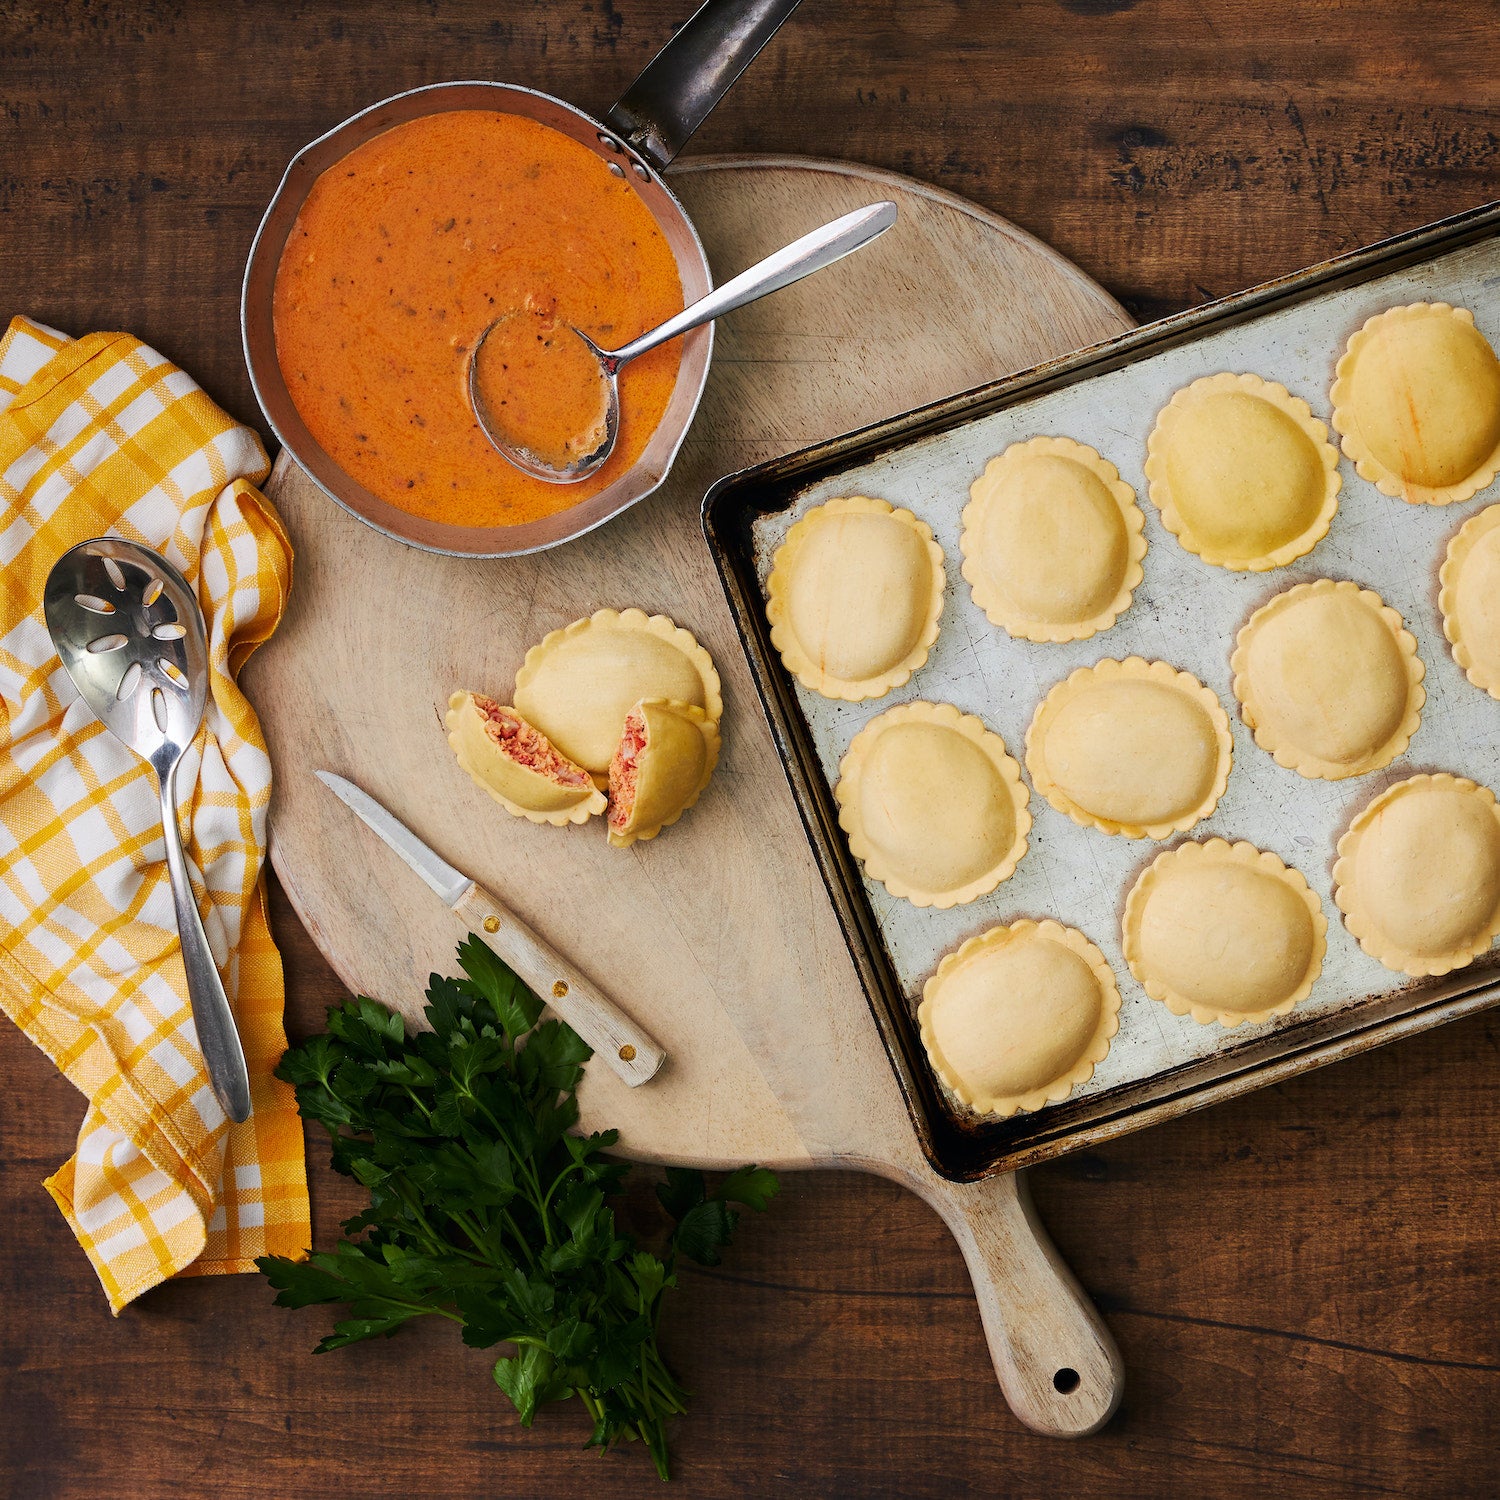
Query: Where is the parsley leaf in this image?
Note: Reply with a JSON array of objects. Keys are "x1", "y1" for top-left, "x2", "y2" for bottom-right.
[{"x1": 257, "y1": 935, "x2": 777, "y2": 1480}]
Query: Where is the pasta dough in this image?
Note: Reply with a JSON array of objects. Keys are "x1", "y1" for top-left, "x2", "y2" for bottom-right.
[
  {"x1": 606, "y1": 699, "x2": 720, "y2": 848},
  {"x1": 766, "y1": 496, "x2": 944, "y2": 700},
  {"x1": 1145, "y1": 372, "x2": 1341, "y2": 570},
  {"x1": 1122, "y1": 838, "x2": 1326, "y2": 1027},
  {"x1": 1231, "y1": 579, "x2": 1424, "y2": 780},
  {"x1": 1439, "y1": 502, "x2": 1500, "y2": 699},
  {"x1": 1333, "y1": 773, "x2": 1500, "y2": 977},
  {"x1": 835, "y1": 700, "x2": 1029, "y2": 908},
  {"x1": 513, "y1": 607, "x2": 721, "y2": 780},
  {"x1": 960, "y1": 437, "x2": 1145, "y2": 642},
  {"x1": 918, "y1": 920, "x2": 1120, "y2": 1117},
  {"x1": 1331, "y1": 302, "x2": 1500, "y2": 505},
  {"x1": 1024, "y1": 658, "x2": 1232, "y2": 838},
  {"x1": 446, "y1": 692, "x2": 606, "y2": 825}
]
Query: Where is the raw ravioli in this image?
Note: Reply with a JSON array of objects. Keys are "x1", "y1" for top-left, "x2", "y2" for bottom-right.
[
  {"x1": 1144, "y1": 372, "x2": 1340, "y2": 570},
  {"x1": 1122, "y1": 838, "x2": 1326, "y2": 1027},
  {"x1": 1024, "y1": 657, "x2": 1232, "y2": 839},
  {"x1": 919, "y1": 920, "x2": 1121, "y2": 1117},
  {"x1": 835, "y1": 700, "x2": 1029, "y2": 909},
  {"x1": 513, "y1": 607, "x2": 721, "y2": 780},
  {"x1": 446, "y1": 692, "x2": 606, "y2": 826},
  {"x1": 1440, "y1": 502, "x2": 1500, "y2": 699},
  {"x1": 766, "y1": 495, "x2": 944, "y2": 700},
  {"x1": 606, "y1": 698, "x2": 720, "y2": 848},
  {"x1": 1231, "y1": 579, "x2": 1424, "y2": 780},
  {"x1": 1333, "y1": 773, "x2": 1500, "y2": 977},
  {"x1": 1331, "y1": 302, "x2": 1500, "y2": 505},
  {"x1": 960, "y1": 436, "x2": 1145, "y2": 642}
]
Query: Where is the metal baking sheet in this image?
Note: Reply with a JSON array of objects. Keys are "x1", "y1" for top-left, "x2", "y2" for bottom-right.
[{"x1": 704, "y1": 202, "x2": 1500, "y2": 1180}]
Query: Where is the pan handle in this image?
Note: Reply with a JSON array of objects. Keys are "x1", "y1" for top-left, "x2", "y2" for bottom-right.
[{"x1": 604, "y1": 0, "x2": 803, "y2": 170}]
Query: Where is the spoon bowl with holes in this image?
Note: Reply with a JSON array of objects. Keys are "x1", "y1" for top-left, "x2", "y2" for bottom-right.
[{"x1": 43, "y1": 538, "x2": 252, "y2": 1122}]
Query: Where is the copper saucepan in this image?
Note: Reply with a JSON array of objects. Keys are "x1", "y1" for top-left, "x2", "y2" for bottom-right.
[{"x1": 242, "y1": 0, "x2": 801, "y2": 558}]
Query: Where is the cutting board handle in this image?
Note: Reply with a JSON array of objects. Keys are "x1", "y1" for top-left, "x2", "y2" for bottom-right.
[{"x1": 925, "y1": 1170, "x2": 1123, "y2": 1436}]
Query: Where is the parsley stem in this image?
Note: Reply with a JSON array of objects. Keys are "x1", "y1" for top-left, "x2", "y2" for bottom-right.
[
  {"x1": 456, "y1": 1083, "x2": 554, "y2": 1243},
  {"x1": 447, "y1": 1207, "x2": 506, "y2": 1266},
  {"x1": 392, "y1": 1181, "x2": 447, "y2": 1249},
  {"x1": 379, "y1": 1296, "x2": 465, "y2": 1324},
  {"x1": 635, "y1": 1356, "x2": 660, "y2": 1427},
  {"x1": 498, "y1": 1207, "x2": 537, "y2": 1268},
  {"x1": 540, "y1": 1161, "x2": 578, "y2": 1218}
]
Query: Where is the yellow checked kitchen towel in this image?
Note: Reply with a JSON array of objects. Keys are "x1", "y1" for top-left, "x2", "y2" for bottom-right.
[{"x1": 0, "y1": 315, "x2": 309, "y2": 1311}]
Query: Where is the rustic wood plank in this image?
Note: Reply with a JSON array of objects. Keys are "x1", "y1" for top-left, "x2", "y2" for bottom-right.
[
  {"x1": 4, "y1": 907, "x2": 1497, "y2": 1497},
  {"x1": 2, "y1": 1, "x2": 1497, "y2": 1494}
]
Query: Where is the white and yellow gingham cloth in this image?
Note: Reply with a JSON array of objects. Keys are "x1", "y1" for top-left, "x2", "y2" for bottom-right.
[{"x1": 0, "y1": 315, "x2": 309, "y2": 1311}]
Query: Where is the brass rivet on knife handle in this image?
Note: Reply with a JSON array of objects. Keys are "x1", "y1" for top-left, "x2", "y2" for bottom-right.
[{"x1": 452, "y1": 880, "x2": 667, "y2": 1087}]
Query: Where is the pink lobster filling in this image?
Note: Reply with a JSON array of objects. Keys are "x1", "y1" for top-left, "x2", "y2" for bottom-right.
[
  {"x1": 607, "y1": 706, "x2": 649, "y2": 834},
  {"x1": 473, "y1": 694, "x2": 594, "y2": 789}
]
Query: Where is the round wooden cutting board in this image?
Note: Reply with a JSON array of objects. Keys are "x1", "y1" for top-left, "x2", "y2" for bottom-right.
[{"x1": 246, "y1": 156, "x2": 1134, "y2": 1436}]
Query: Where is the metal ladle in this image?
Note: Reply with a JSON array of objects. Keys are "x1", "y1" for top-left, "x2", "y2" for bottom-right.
[
  {"x1": 470, "y1": 198, "x2": 898, "y2": 483},
  {"x1": 43, "y1": 538, "x2": 252, "y2": 1123}
]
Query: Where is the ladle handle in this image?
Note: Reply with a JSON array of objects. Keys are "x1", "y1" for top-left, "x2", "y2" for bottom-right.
[
  {"x1": 157, "y1": 757, "x2": 253, "y2": 1123},
  {"x1": 609, "y1": 200, "x2": 898, "y2": 367},
  {"x1": 604, "y1": 0, "x2": 803, "y2": 169}
]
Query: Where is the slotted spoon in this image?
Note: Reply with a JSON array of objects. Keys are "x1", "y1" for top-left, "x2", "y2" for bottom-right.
[{"x1": 43, "y1": 538, "x2": 252, "y2": 1123}]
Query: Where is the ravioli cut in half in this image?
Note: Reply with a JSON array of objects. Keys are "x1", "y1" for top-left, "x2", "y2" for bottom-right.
[
  {"x1": 1144, "y1": 372, "x2": 1341, "y2": 570},
  {"x1": 446, "y1": 692, "x2": 606, "y2": 826},
  {"x1": 1333, "y1": 773, "x2": 1500, "y2": 978},
  {"x1": 1440, "y1": 502, "x2": 1500, "y2": 699},
  {"x1": 1122, "y1": 838, "x2": 1326, "y2": 1027},
  {"x1": 918, "y1": 920, "x2": 1121, "y2": 1117},
  {"x1": 1231, "y1": 579, "x2": 1424, "y2": 781},
  {"x1": 835, "y1": 700, "x2": 1030, "y2": 909},
  {"x1": 1330, "y1": 303, "x2": 1500, "y2": 506},
  {"x1": 513, "y1": 608, "x2": 721, "y2": 781},
  {"x1": 960, "y1": 436, "x2": 1146, "y2": 642},
  {"x1": 766, "y1": 495, "x2": 945, "y2": 700},
  {"x1": 606, "y1": 699, "x2": 721, "y2": 849},
  {"x1": 1024, "y1": 658, "x2": 1232, "y2": 839}
]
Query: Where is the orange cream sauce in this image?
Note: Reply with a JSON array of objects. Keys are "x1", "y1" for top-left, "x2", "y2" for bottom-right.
[
  {"x1": 272, "y1": 109, "x2": 684, "y2": 528},
  {"x1": 472, "y1": 309, "x2": 612, "y2": 472}
]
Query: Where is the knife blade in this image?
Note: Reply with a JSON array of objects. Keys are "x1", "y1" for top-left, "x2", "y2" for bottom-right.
[
  {"x1": 314, "y1": 771, "x2": 666, "y2": 1087},
  {"x1": 315, "y1": 771, "x2": 470, "y2": 904}
]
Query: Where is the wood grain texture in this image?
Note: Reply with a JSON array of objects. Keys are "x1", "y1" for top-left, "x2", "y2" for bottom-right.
[
  {"x1": 2, "y1": 1, "x2": 1498, "y2": 1494},
  {"x1": 250, "y1": 157, "x2": 1129, "y2": 1434}
]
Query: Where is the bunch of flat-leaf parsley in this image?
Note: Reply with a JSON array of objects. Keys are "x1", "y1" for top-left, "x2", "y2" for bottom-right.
[{"x1": 257, "y1": 934, "x2": 777, "y2": 1480}]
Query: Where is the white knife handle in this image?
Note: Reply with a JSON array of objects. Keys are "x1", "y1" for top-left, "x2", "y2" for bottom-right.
[{"x1": 452, "y1": 881, "x2": 666, "y2": 1087}]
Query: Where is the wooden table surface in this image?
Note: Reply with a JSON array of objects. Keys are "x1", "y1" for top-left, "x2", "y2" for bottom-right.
[{"x1": 2, "y1": 3, "x2": 1497, "y2": 1495}]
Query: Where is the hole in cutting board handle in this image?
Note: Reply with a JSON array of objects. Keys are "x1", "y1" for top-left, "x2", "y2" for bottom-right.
[{"x1": 1052, "y1": 1367, "x2": 1081, "y2": 1394}]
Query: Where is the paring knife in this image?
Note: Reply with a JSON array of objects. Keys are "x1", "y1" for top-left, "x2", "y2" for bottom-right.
[{"x1": 315, "y1": 771, "x2": 665, "y2": 1087}]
